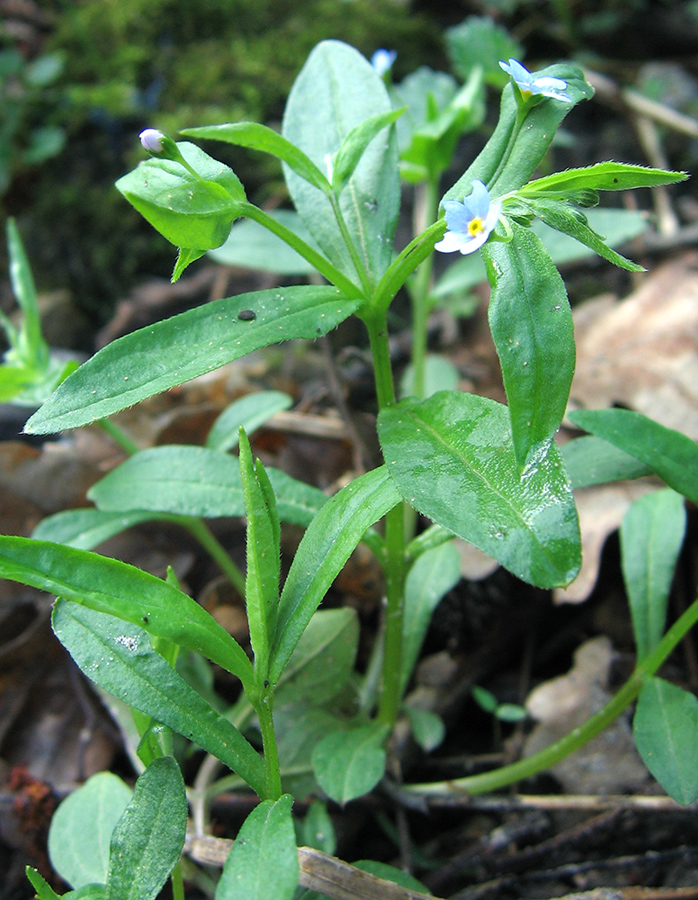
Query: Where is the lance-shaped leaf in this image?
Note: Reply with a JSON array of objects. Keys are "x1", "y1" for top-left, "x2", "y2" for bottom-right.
[
  {"x1": 620, "y1": 489, "x2": 686, "y2": 662},
  {"x1": 521, "y1": 198, "x2": 643, "y2": 271},
  {"x1": 53, "y1": 601, "x2": 267, "y2": 797},
  {"x1": 206, "y1": 390, "x2": 293, "y2": 453},
  {"x1": 116, "y1": 142, "x2": 245, "y2": 250},
  {"x1": 25, "y1": 285, "x2": 359, "y2": 435},
  {"x1": 269, "y1": 466, "x2": 401, "y2": 683},
  {"x1": 216, "y1": 796, "x2": 298, "y2": 900},
  {"x1": 208, "y1": 211, "x2": 318, "y2": 276},
  {"x1": 443, "y1": 63, "x2": 593, "y2": 202},
  {"x1": 7, "y1": 218, "x2": 48, "y2": 368},
  {"x1": 562, "y1": 435, "x2": 652, "y2": 490},
  {"x1": 107, "y1": 757, "x2": 187, "y2": 900},
  {"x1": 567, "y1": 408, "x2": 698, "y2": 506},
  {"x1": 378, "y1": 392, "x2": 580, "y2": 589},
  {"x1": 181, "y1": 122, "x2": 330, "y2": 194},
  {"x1": 282, "y1": 40, "x2": 400, "y2": 286},
  {"x1": 239, "y1": 431, "x2": 280, "y2": 679},
  {"x1": 331, "y1": 108, "x2": 405, "y2": 195},
  {"x1": 518, "y1": 162, "x2": 687, "y2": 197},
  {"x1": 32, "y1": 508, "x2": 165, "y2": 550},
  {"x1": 0, "y1": 535, "x2": 254, "y2": 687},
  {"x1": 482, "y1": 222, "x2": 575, "y2": 469},
  {"x1": 88, "y1": 445, "x2": 326, "y2": 527},
  {"x1": 634, "y1": 676, "x2": 698, "y2": 805}
]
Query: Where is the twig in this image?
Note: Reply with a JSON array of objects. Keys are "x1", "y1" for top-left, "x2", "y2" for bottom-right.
[
  {"x1": 423, "y1": 792, "x2": 696, "y2": 812},
  {"x1": 184, "y1": 834, "x2": 444, "y2": 900}
]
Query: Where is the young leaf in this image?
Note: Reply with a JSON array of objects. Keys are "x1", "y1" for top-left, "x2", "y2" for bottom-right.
[
  {"x1": 378, "y1": 392, "x2": 581, "y2": 589},
  {"x1": 48, "y1": 773, "x2": 132, "y2": 889},
  {"x1": 443, "y1": 63, "x2": 594, "y2": 202},
  {"x1": 561, "y1": 435, "x2": 652, "y2": 490},
  {"x1": 633, "y1": 676, "x2": 698, "y2": 805},
  {"x1": 567, "y1": 408, "x2": 698, "y2": 506},
  {"x1": 401, "y1": 542, "x2": 460, "y2": 694},
  {"x1": 25, "y1": 285, "x2": 359, "y2": 435},
  {"x1": 620, "y1": 489, "x2": 686, "y2": 661},
  {"x1": 239, "y1": 430, "x2": 280, "y2": 678},
  {"x1": 0, "y1": 535, "x2": 254, "y2": 687},
  {"x1": 311, "y1": 723, "x2": 389, "y2": 804},
  {"x1": 7, "y1": 218, "x2": 48, "y2": 368},
  {"x1": 181, "y1": 122, "x2": 330, "y2": 194},
  {"x1": 52, "y1": 601, "x2": 267, "y2": 797},
  {"x1": 206, "y1": 390, "x2": 293, "y2": 453},
  {"x1": 403, "y1": 706, "x2": 446, "y2": 752},
  {"x1": 116, "y1": 142, "x2": 246, "y2": 250},
  {"x1": 216, "y1": 795, "x2": 298, "y2": 900},
  {"x1": 208, "y1": 211, "x2": 318, "y2": 276},
  {"x1": 269, "y1": 466, "x2": 401, "y2": 683},
  {"x1": 522, "y1": 198, "x2": 644, "y2": 272},
  {"x1": 332, "y1": 108, "x2": 405, "y2": 195},
  {"x1": 482, "y1": 222, "x2": 575, "y2": 469},
  {"x1": 26, "y1": 868, "x2": 68, "y2": 900},
  {"x1": 518, "y1": 162, "x2": 687, "y2": 197},
  {"x1": 107, "y1": 757, "x2": 187, "y2": 900},
  {"x1": 282, "y1": 40, "x2": 400, "y2": 286},
  {"x1": 88, "y1": 445, "x2": 326, "y2": 527}
]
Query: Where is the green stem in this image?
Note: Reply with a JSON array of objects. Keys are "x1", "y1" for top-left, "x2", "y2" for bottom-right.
[
  {"x1": 365, "y1": 311, "x2": 407, "y2": 726},
  {"x1": 171, "y1": 862, "x2": 185, "y2": 900},
  {"x1": 373, "y1": 220, "x2": 446, "y2": 315},
  {"x1": 328, "y1": 193, "x2": 373, "y2": 297},
  {"x1": 257, "y1": 687, "x2": 283, "y2": 800},
  {"x1": 181, "y1": 517, "x2": 247, "y2": 597},
  {"x1": 240, "y1": 202, "x2": 364, "y2": 301},
  {"x1": 407, "y1": 594, "x2": 698, "y2": 797},
  {"x1": 97, "y1": 417, "x2": 141, "y2": 454},
  {"x1": 409, "y1": 177, "x2": 441, "y2": 401}
]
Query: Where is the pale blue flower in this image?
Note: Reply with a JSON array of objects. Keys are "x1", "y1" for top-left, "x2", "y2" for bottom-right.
[
  {"x1": 435, "y1": 181, "x2": 502, "y2": 255},
  {"x1": 139, "y1": 128, "x2": 166, "y2": 153},
  {"x1": 499, "y1": 59, "x2": 569, "y2": 102},
  {"x1": 371, "y1": 49, "x2": 396, "y2": 77}
]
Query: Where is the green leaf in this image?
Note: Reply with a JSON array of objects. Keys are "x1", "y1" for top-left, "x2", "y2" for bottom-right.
[
  {"x1": 216, "y1": 796, "x2": 298, "y2": 900},
  {"x1": 443, "y1": 63, "x2": 594, "y2": 202},
  {"x1": 0, "y1": 535, "x2": 254, "y2": 687},
  {"x1": 403, "y1": 705, "x2": 445, "y2": 752},
  {"x1": 269, "y1": 466, "x2": 401, "y2": 683},
  {"x1": 32, "y1": 508, "x2": 160, "y2": 550},
  {"x1": 275, "y1": 608, "x2": 359, "y2": 707},
  {"x1": 282, "y1": 40, "x2": 400, "y2": 286},
  {"x1": 482, "y1": 223, "x2": 575, "y2": 469},
  {"x1": 446, "y1": 16, "x2": 523, "y2": 87},
  {"x1": 567, "y1": 408, "x2": 698, "y2": 506},
  {"x1": 561, "y1": 435, "x2": 652, "y2": 489},
  {"x1": 26, "y1": 868, "x2": 64, "y2": 900},
  {"x1": 332, "y1": 108, "x2": 405, "y2": 195},
  {"x1": 239, "y1": 431, "x2": 279, "y2": 677},
  {"x1": 206, "y1": 390, "x2": 293, "y2": 452},
  {"x1": 53, "y1": 601, "x2": 267, "y2": 796},
  {"x1": 182, "y1": 122, "x2": 330, "y2": 194},
  {"x1": 107, "y1": 758, "x2": 187, "y2": 900},
  {"x1": 378, "y1": 392, "x2": 581, "y2": 589},
  {"x1": 26, "y1": 285, "x2": 359, "y2": 434},
  {"x1": 48, "y1": 773, "x2": 132, "y2": 888},
  {"x1": 521, "y1": 198, "x2": 644, "y2": 272},
  {"x1": 620, "y1": 490, "x2": 686, "y2": 661},
  {"x1": 518, "y1": 162, "x2": 687, "y2": 197},
  {"x1": 171, "y1": 246, "x2": 206, "y2": 282},
  {"x1": 88, "y1": 445, "x2": 326, "y2": 527},
  {"x1": 208, "y1": 210, "x2": 318, "y2": 276},
  {"x1": 401, "y1": 542, "x2": 460, "y2": 694},
  {"x1": 633, "y1": 676, "x2": 698, "y2": 805},
  {"x1": 311, "y1": 722, "x2": 389, "y2": 804},
  {"x1": 296, "y1": 800, "x2": 336, "y2": 855},
  {"x1": 116, "y1": 142, "x2": 245, "y2": 250},
  {"x1": 7, "y1": 218, "x2": 48, "y2": 368}
]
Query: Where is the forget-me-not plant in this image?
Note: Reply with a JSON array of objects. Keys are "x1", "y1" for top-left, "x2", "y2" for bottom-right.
[
  {"x1": 435, "y1": 180, "x2": 502, "y2": 255},
  {"x1": 500, "y1": 58, "x2": 570, "y2": 102}
]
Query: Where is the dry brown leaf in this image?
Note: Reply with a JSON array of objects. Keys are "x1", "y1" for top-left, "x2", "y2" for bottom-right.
[{"x1": 570, "y1": 252, "x2": 698, "y2": 438}]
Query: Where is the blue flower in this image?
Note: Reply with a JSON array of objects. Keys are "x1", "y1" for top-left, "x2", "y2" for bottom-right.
[
  {"x1": 435, "y1": 181, "x2": 502, "y2": 255},
  {"x1": 371, "y1": 49, "x2": 396, "y2": 77},
  {"x1": 499, "y1": 59, "x2": 569, "y2": 102}
]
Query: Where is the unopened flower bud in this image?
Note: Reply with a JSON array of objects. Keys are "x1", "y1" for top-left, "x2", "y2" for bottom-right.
[{"x1": 139, "y1": 128, "x2": 166, "y2": 154}]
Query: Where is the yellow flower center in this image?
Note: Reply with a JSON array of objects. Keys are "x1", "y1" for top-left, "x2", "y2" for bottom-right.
[{"x1": 468, "y1": 216, "x2": 486, "y2": 237}]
